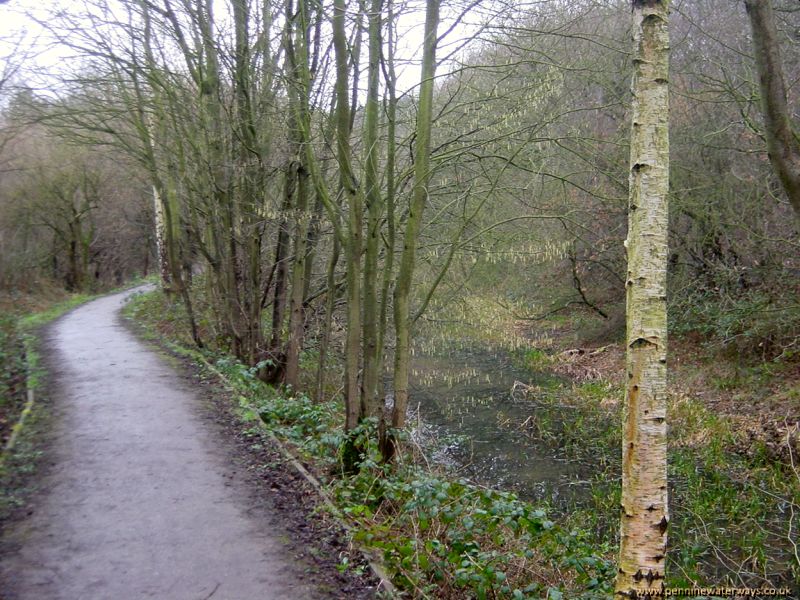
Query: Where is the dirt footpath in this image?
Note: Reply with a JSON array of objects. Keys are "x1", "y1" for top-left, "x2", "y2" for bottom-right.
[{"x1": 0, "y1": 288, "x2": 364, "y2": 600}]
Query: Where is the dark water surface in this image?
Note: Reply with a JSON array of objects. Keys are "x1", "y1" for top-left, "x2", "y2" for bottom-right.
[{"x1": 408, "y1": 345, "x2": 591, "y2": 508}]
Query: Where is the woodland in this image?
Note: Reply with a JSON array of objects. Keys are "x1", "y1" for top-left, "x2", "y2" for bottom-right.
[{"x1": 0, "y1": 0, "x2": 799, "y2": 597}]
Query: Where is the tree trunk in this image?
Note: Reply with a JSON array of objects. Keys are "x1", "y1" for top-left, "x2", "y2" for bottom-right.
[
  {"x1": 270, "y1": 176, "x2": 293, "y2": 357},
  {"x1": 282, "y1": 0, "x2": 315, "y2": 391},
  {"x1": 361, "y1": 0, "x2": 383, "y2": 419},
  {"x1": 147, "y1": 180, "x2": 171, "y2": 293},
  {"x1": 615, "y1": 0, "x2": 670, "y2": 596},
  {"x1": 316, "y1": 234, "x2": 340, "y2": 402},
  {"x1": 377, "y1": 0, "x2": 398, "y2": 410},
  {"x1": 387, "y1": 0, "x2": 440, "y2": 460},
  {"x1": 232, "y1": 0, "x2": 265, "y2": 366},
  {"x1": 333, "y1": 0, "x2": 363, "y2": 434},
  {"x1": 282, "y1": 0, "x2": 348, "y2": 402},
  {"x1": 67, "y1": 237, "x2": 80, "y2": 292},
  {"x1": 197, "y1": 0, "x2": 234, "y2": 353},
  {"x1": 284, "y1": 165, "x2": 310, "y2": 390},
  {"x1": 744, "y1": 0, "x2": 800, "y2": 228},
  {"x1": 164, "y1": 182, "x2": 203, "y2": 349}
]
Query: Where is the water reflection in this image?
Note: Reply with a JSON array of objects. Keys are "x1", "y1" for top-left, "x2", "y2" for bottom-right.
[{"x1": 407, "y1": 346, "x2": 590, "y2": 510}]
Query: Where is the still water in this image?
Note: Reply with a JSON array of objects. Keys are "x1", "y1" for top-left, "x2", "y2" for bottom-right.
[{"x1": 408, "y1": 345, "x2": 590, "y2": 509}]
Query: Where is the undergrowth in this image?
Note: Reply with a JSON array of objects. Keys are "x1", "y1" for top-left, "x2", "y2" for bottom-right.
[
  {"x1": 509, "y1": 372, "x2": 800, "y2": 593},
  {"x1": 671, "y1": 289, "x2": 800, "y2": 363},
  {"x1": 0, "y1": 316, "x2": 27, "y2": 447}
]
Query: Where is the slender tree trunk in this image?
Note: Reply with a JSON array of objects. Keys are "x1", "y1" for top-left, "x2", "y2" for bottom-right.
[
  {"x1": 349, "y1": 4, "x2": 364, "y2": 134},
  {"x1": 197, "y1": 0, "x2": 235, "y2": 354},
  {"x1": 271, "y1": 0, "x2": 308, "y2": 386},
  {"x1": 615, "y1": 0, "x2": 670, "y2": 595},
  {"x1": 233, "y1": 0, "x2": 264, "y2": 365},
  {"x1": 163, "y1": 183, "x2": 182, "y2": 291},
  {"x1": 377, "y1": 0, "x2": 397, "y2": 407},
  {"x1": 165, "y1": 183, "x2": 203, "y2": 348},
  {"x1": 67, "y1": 236, "x2": 80, "y2": 292},
  {"x1": 282, "y1": 0, "x2": 315, "y2": 390},
  {"x1": 316, "y1": 234, "x2": 340, "y2": 402},
  {"x1": 302, "y1": 196, "x2": 323, "y2": 304},
  {"x1": 282, "y1": 0, "x2": 349, "y2": 402},
  {"x1": 138, "y1": 7, "x2": 175, "y2": 296},
  {"x1": 333, "y1": 0, "x2": 363, "y2": 433},
  {"x1": 80, "y1": 221, "x2": 92, "y2": 291},
  {"x1": 387, "y1": 0, "x2": 439, "y2": 460},
  {"x1": 142, "y1": 237, "x2": 150, "y2": 278},
  {"x1": 744, "y1": 0, "x2": 800, "y2": 228},
  {"x1": 270, "y1": 178, "x2": 293, "y2": 355},
  {"x1": 148, "y1": 180, "x2": 172, "y2": 294},
  {"x1": 361, "y1": 0, "x2": 383, "y2": 419},
  {"x1": 284, "y1": 166, "x2": 310, "y2": 390}
]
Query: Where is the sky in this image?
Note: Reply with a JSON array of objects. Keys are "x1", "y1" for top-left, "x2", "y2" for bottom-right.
[
  {"x1": 0, "y1": 0, "x2": 74, "y2": 96},
  {"x1": 0, "y1": 0, "x2": 489, "y2": 100}
]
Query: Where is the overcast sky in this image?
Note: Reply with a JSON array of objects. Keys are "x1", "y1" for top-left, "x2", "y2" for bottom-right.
[{"x1": 0, "y1": 0, "x2": 490, "y2": 100}]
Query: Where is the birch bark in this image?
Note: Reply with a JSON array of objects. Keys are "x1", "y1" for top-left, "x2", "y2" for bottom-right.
[{"x1": 615, "y1": 0, "x2": 670, "y2": 595}]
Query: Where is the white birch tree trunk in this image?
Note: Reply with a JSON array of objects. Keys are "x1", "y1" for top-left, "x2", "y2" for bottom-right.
[
  {"x1": 152, "y1": 185, "x2": 171, "y2": 290},
  {"x1": 615, "y1": 0, "x2": 670, "y2": 596}
]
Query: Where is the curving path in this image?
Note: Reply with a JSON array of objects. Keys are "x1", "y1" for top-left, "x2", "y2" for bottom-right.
[{"x1": 0, "y1": 288, "x2": 322, "y2": 600}]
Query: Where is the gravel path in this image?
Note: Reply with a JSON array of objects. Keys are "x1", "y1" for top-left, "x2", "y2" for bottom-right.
[{"x1": 0, "y1": 288, "x2": 324, "y2": 600}]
